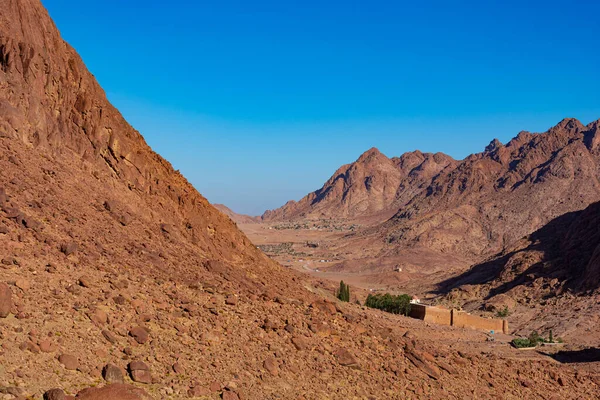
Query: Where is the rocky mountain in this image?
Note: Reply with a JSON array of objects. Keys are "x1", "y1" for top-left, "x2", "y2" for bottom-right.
[
  {"x1": 261, "y1": 118, "x2": 600, "y2": 277},
  {"x1": 1, "y1": 1, "x2": 599, "y2": 398},
  {"x1": 262, "y1": 148, "x2": 456, "y2": 222},
  {"x1": 381, "y1": 117, "x2": 600, "y2": 260},
  {"x1": 214, "y1": 204, "x2": 260, "y2": 224}
]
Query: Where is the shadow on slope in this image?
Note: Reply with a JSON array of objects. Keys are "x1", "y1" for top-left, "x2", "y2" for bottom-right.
[
  {"x1": 434, "y1": 207, "x2": 594, "y2": 298},
  {"x1": 545, "y1": 348, "x2": 600, "y2": 364}
]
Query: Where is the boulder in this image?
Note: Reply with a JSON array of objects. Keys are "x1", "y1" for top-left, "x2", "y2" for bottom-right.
[
  {"x1": 129, "y1": 326, "x2": 149, "y2": 344},
  {"x1": 58, "y1": 354, "x2": 79, "y2": 370},
  {"x1": 44, "y1": 389, "x2": 66, "y2": 400},
  {"x1": 310, "y1": 299, "x2": 337, "y2": 315},
  {"x1": 76, "y1": 384, "x2": 151, "y2": 400},
  {"x1": 60, "y1": 242, "x2": 78, "y2": 256},
  {"x1": 484, "y1": 294, "x2": 516, "y2": 312},
  {"x1": 263, "y1": 357, "x2": 279, "y2": 376},
  {"x1": 128, "y1": 361, "x2": 151, "y2": 384},
  {"x1": 334, "y1": 348, "x2": 360, "y2": 369},
  {"x1": 102, "y1": 364, "x2": 124, "y2": 383},
  {"x1": 0, "y1": 283, "x2": 12, "y2": 318}
]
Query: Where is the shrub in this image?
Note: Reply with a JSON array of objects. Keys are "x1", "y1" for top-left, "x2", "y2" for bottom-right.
[
  {"x1": 496, "y1": 306, "x2": 510, "y2": 318},
  {"x1": 528, "y1": 330, "x2": 545, "y2": 345},
  {"x1": 512, "y1": 330, "x2": 550, "y2": 348},
  {"x1": 336, "y1": 281, "x2": 350, "y2": 302},
  {"x1": 365, "y1": 293, "x2": 412, "y2": 316},
  {"x1": 511, "y1": 338, "x2": 533, "y2": 348}
]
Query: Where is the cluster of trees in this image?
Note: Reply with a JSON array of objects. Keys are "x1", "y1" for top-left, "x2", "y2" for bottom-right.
[
  {"x1": 511, "y1": 330, "x2": 561, "y2": 348},
  {"x1": 365, "y1": 293, "x2": 412, "y2": 316},
  {"x1": 336, "y1": 281, "x2": 350, "y2": 302}
]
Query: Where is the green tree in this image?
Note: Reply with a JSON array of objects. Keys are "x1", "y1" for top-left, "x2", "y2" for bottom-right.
[
  {"x1": 528, "y1": 330, "x2": 542, "y2": 345},
  {"x1": 337, "y1": 281, "x2": 350, "y2": 302},
  {"x1": 364, "y1": 293, "x2": 412, "y2": 316}
]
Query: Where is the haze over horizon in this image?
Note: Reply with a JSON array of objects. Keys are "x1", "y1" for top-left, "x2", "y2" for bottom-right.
[{"x1": 42, "y1": 0, "x2": 600, "y2": 215}]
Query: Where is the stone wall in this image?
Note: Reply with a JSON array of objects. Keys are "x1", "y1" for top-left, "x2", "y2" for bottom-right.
[
  {"x1": 409, "y1": 304, "x2": 451, "y2": 326},
  {"x1": 408, "y1": 305, "x2": 508, "y2": 334},
  {"x1": 451, "y1": 310, "x2": 508, "y2": 334}
]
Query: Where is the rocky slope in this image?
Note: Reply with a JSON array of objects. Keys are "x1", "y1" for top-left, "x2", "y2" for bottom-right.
[
  {"x1": 382, "y1": 117, "x2": 600, "y2": 259},
  {"x1": 442, "y1": 200, "x2": 600, "y2": 296},
  {"x1": 434, "y1": 199, "x2": 600, "y2": 345},
  {"x1": 262, "y1": 148, "x2": 456, "y2": 222},
  {"x1": 1, "y1": 1, "x2": 600, "y2": 399}
]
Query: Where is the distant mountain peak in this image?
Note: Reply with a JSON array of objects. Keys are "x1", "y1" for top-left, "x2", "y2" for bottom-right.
[
  {"x1": 484, "y1": 138, "x2": 503, "y2": 153},
  {"x1": 550, "y1": 117, "x2": 585, "y2": 135},
  {"x1": 356, "y1": 147, "x2": 385, "y2": 162}
]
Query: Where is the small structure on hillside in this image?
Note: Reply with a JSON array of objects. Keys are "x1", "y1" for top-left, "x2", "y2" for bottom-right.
[
  {"x1": 410, "y1": 295, "x2": 420, "y2": 304},
  {"x1": 408, "y1": 304, "x2": 509, "y2": 334}
]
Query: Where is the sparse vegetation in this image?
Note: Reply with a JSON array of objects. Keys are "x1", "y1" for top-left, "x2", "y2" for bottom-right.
[
  {"x1": 337, "y1": 280, "x2": 350, "y2": 302},
  {"x1": 365, "y1": 293, "x2": 412, "y2": 316},
  {"x1": 528, "y1": 330, "x2": 544, "y2": 346},
  {"x1": 511, "y1": 330, "x2": 560, "y2": 348},
  {"x1": 511, "y1": 338, "x2": 534, "y2": 348},
  {"x1": 496, "y1": 306, "x2": 510, "y2": 318}
]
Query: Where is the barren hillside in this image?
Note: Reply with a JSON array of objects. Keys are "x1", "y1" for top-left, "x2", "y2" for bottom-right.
[
  {"x1": 0, "y1": 1, "x2": 599, "y2": 399},
  {"x1": 262, "y1": 148, "x2": 456, "y2": 223}
]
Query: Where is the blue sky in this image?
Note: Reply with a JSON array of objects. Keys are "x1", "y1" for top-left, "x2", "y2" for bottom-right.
[{"x1": 43, "y1": 0, "x2": 600, "y2": 215}]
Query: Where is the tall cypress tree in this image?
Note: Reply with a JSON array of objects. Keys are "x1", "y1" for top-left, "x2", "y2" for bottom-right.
[{"x1": 337, "y1": 280, "x2": 350, "y2": 302}]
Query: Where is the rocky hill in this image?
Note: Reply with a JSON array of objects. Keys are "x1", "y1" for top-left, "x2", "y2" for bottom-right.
[
  {"x1": 1, "y1": 1, "x2": 599, "y2": 398},
  {"x1": 262, "y1": 148, "x2": 456, "y2": 222},
  {"x1": 437, "y1": 199, "x2": 600, "y2": 343},
  {"x1": 213, "y1": 204, "x2": 260, "y2": 224},
  {"x1": 442, "y1": 200, "x2": 600, "y2": 298},
  {"x1": 381, "y1": 117, "x2": 600, "y2": 259}
]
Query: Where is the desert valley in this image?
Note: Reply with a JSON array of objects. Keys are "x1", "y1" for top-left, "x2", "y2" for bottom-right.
[{"x1": 1, "y1": 0, "x2": 600, "y2": 399}]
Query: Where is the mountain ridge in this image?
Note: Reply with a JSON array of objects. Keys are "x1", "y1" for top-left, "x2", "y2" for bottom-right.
[{"x1": 261, "y1": 147, "x2": 457, "y2": 222}]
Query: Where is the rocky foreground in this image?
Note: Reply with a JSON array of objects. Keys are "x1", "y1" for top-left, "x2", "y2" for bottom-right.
[{"x1": 0, "y1": 0, "x2": 599, "y2": 399}]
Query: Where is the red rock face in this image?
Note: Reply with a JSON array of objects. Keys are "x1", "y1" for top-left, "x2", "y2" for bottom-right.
[
  {"x1": 0, "y1": 0, "x2": 268, "y2": 269},
  {"x1": 438, "y1": 199, "x2": 600, "y2": 343},
  {"x1": 456, "y1": 200, "x2": 600, "y2": 293}
]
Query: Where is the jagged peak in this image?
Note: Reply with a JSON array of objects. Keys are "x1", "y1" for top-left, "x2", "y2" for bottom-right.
[
  {"x1": 356, "y1": 147, "x2": 387, "y2": 163},
  {"x1": 549, "y1": 117, "x2": 585, "y2": 134},
  {"x1": 484, "y1": 138, "x2": 503, "y2": 153},
  {"x1": 505, "y1": 131, "x2": 534, "y2": 149},
  {"x1": 587, "y1": 118, "x2": 600, "y2": 130}
]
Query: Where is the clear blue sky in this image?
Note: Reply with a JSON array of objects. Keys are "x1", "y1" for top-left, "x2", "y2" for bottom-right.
[{"x1": 42, "y1": 0, "x2": 600, "y2": 215}]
